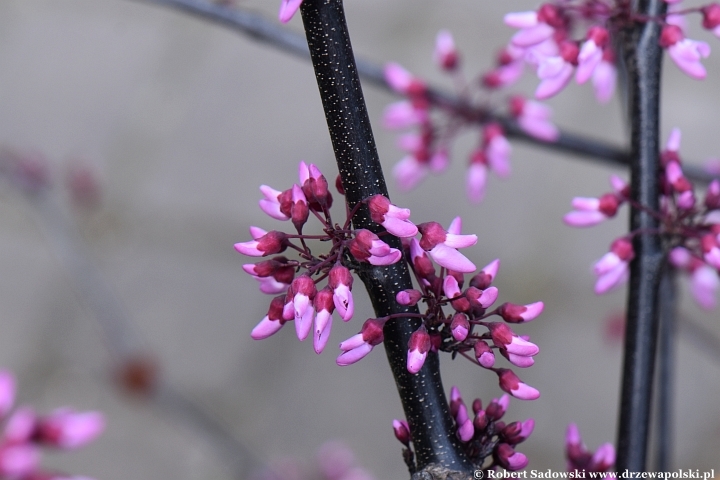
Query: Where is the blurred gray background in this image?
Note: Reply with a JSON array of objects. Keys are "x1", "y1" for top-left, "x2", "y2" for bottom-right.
[{"x1": 0, "y1": 0, "x2": 718, "y2": 478}]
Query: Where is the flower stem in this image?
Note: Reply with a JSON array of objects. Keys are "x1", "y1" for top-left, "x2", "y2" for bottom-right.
[{"x1": 298, "y1": 0, "x2": 472, "y2": 473}]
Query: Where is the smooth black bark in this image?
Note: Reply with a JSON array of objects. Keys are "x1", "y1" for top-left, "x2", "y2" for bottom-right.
[
  {"x1": 654, "y1": 270, "x2": 677, "y2": 470},
  {"x1": 298, "y1": 0, "x2": 472, "y2": 473},
  {"x1": 616, "y1": 0, "x2": 667, "y2": 471}
]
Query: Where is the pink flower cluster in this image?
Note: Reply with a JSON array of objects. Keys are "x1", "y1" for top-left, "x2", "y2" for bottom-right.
[
  {"x1": 393, "y1": 387, "x2": 533, "y2": 471},
  {"x1": 564, "y1": 129, "x2": 720, "y2": 309},
  {"x1": 0, "y1": 370, "x2": 104, "y2": 480},
  {"x1": 565, "y1": 424, "x2": 615, "y2": 475}
]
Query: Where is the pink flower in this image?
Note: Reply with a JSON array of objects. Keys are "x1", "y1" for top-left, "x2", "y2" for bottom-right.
[
  {"x1": 576, "y1": 27, "x2": 609, "y2": 84},
  {"x1": 278, "y1": 0, "x2": 303, "y2": 23},
  {"x1": 418, "y1": 221, "x2": 477, "y2": 273},
  {"x1": 466, "y1": 154, "x2": 488, "y2": 204},
  {"x1": 502, "y1": 418, "x2": 535, "y2": 445},
  {"x1": 535, "y1": 41, "x2": 578, "y2": 100},
  {"x1": 407, "y1": 325, "x2": 431, "y2": 374},
  {"x1": 690, "y1": 264, "x2": 719, "y2": 310},
  {"x1": 498, "y1": 301, "x2": 544, "y2": 323},
  {"x1": 251, "y1": 296, "x2": 289, "y2": 340},
  {"x1": 289, "y1": 275, "x2": 317, "y2": 341},
  {"x1": 474, "y1": 341, "x2": 495, "y2": 368},
  {"x1": 484, "y1": 123, "x2": 512, "y2": 178},
  {"x1": 328, "y1": 265, "x2": 354, "y2": 321},
  {"x1": 409, "y1": 238, "x2": 437, "y2": 285},
  {"x1": 299, "y1": 161, "x2": 333, "y2": 210},
  {"x1": 594, "y1": 237, "x2": 634, "y2": 294},
  {"x1": 701, "y1": 233, "x2": 720, "y2": 269},
  {"x1": 313, "y1": 288, "x2": 335, "y2": 354},
  {"x1": 660, "y1": 25, "x2": 710, "y2": 80},
  {"x1": 495, "y1": 443, "x2": 529, "y2": 471},
  {"x1": 243, "y1": 257, "x2": 294, "y2": 294},
  {"x1": 509, "y1": 96, "x2": 559, "y2": 141},
  {"x1": 259, "y1": 185, "x2": 290, "y2": 220},
  {"x1": 234, "y1": 230, "x2": 288, "y2": 257},
  {"x1": 35, "y1": 409, "x2": 105, "y2": 449},
  {"x1": 497, "y1": 368, "x2": 540, "y2": 400},
  {"x1": 368, "y1": 195, "x2": 418, "y2": 238},
  {"x1": 392, "y1": 419, "x2": 411, "y2": 445},
  {"x1": 0, "y1": 371, "x2": 15, "y2": 418},
  {"x1": 434, "y1": 30, "x2": 459, "y2": 71},
  {"x1": 566, "y1": 423, "x2": 615, "y2": 472},
  {"x1": 396, "y1": 289, "x2": 422, "y2": 306},
  {"x1": 488, "y1": 323, "x2": 540, "y2": 367},
  {"x1": 592, "y1": 52, "x2": 617, "y2": 103},
  {"x1": 384, "y1": 63, "x2": 426, "y2": 96},
  {"x1": 450, "y1": 313, "x2": 469, "y2": 342},
  {"x1": 0, "y1": 444, "x2": 39, "y2": 477},
  {"x1": 504, "y1": 5, "x2": 563, "y2": 48},
  {"x1": 337, "y1": 319, "x2": 385, "y2": 366},
  {"x1": 383, "y1": 101, "x2": 428, "y2": 130},
  {"x1": 564, "y1": 193, "x2": 622, "y2": 227},
  {"x1": 349, "y1": 229, "x2": 402, "y2": 266},
  {"x1": 702, "y1": 3, "x2": 720, "y2": 38}
]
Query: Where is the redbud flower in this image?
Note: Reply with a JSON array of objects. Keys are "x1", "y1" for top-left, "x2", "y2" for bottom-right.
[
  {"x1": 383, "y1": 101, "x2": 428, "y2": 130},
  {"x1": 407, "y1": 325, "x2": 431, "y2": 374},
  {"x1": 705, "y1": 179, "x2": 720, "y2": 209},
  {"x1": 434, "y1": 30, "x2": 459, "y2": 71},
  {"x1": 566, "y1": 423, "x2": 616, "y2": 472},
  {"x1": 368, "y1": 195, "x2": 418, "y2": 238},
  {"x1": 384, "y1": 62, "x2": 426, "y2": 96},
  {"x1": 289, "y1": 185, "x2": 310, "y2": 231},
  {"x1": 498, "y1": 301, "x2": 544, "y2": 323},
  {"x1": 337, "y1": 318, "x2": 385, "y2": 366},
  {"x1": 504, "y1": 5, "x2": 562, "y2": 48},
  {"x1": 396, "y1": 289, "x2": 422, "y2": 306},
  {"x1": 691, "y1": 264, "x2": 719, "y2": 310},
  {"x1": 450, "y1": 313, "x2": 470, "y2": 342},
  {"x1": 486, "y1": 394, "x2": 510, "y2": 420},
  {"x1": 474, "y1": 340, "x2": 495, "y2": 368},
  {"x1": 328, "y1": 265, "x2": 354, "y2": 321},
  {"x1": 251, "y1": 295, "x2": 289, "y2": 340},
  {"x1": 418, "y1": 221, "x2": 477, "y2": 273},
  {"x1": 594, "y1": 237, "x2": 634, "y2": 294},
  {"x1": 576, "y1": 27, "x2": 609, "y2": 84},
  {"x1": 35, "y1": 409, "x2": 105, "y2": 449},
  {"x1": 290, "y1": 275, "x2": 317, "y2": 341},
  {"x1": 497, "y1": 368, "x2": 540, "y2": 400},
  {"x1": 0, "y1": 444, "x2": 39, "y2": 477},
  {"x1": 535, "y1": 41, "x2": 578, "y2": 100},
  {"x1": 488, "y1": 323, "x2": 540, "y2": 359},
  {"x1": 392, "y1": 419, "x2": 411, "y2": 445},
  {"x1": 564, "y1": 193, "x2": 621, "y2": 227},
  {"x1": 659, "y1": 25, "x2": 710, "y2": 80},
  {"x1": 502, "y1": 418, "x2": 535, "y2": 445},
  {"x1": 299, "y1": 161, "x2": 333, "y2": 210},
  {"x1": 349, "y1": 229, "x2": 402, "y2": 266},
  {"x1": 509, "y1": 96, "x2": 560, "y2": 141},
  {"x1": 484, "y1": 124, "x2": 511, "y2": 178},
  {"x1": 702, "y1": 3, "x2": 720, "y2": 38},
  {"x1": 701, "y1": 233, "x2": 720, "y2": 269},
  {"x1": 409, "y1": 238, "x2": 436, "y2": 285},
  {"x1": 259, "y1": 185, "x2": 290, "y2": 220},
  {"x1": 466, "y1": 151, "x2": 488, "y2": 204},
  {"x1": 243, "y1": 257, "x2": 294, "y2": 294},
  {"x1": 495, "y1": 443, "x2": 529, "y2": 471},
  {"x1": 313, "y1": 288, "x2": 335, "y2": 354},
  {"x1": 455, "y1": 402, "x2": 474, "y2": 442},
  {"x1": 393, "y1": 155, "x2": 429, "y2": 192},
  {"x1": 278, "y1": 0, "x2": 303, "y2": 23},
  {"x1": 234, "y1": 230, "x2": 288, "y2": 257},
  {"x1": 592, "y1": 50, "x2": 617, "y2": 103}
]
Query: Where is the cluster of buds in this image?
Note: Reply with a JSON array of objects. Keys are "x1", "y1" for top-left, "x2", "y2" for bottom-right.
[
  {"x1": 236, "y1": 163, "x2": 544, "y2": 400},
  {"x1": 393, "y1": 217, "x2": 543, "y2": 400},
  {"x1": 565, "y1": 424, "x2": 615, "y2": 475},
  {"x1": 564, "y1": 128, "x2": 720, "y2": 309},
  {"x1": 0, "y1": 370, "x2": 104, "y2": 480},
  {"x1": 393, "y1": 387, "x2": 533, "y2": 471},
  {"x1": 382, "y1": 25, "x2": 562, "y2": 201}
]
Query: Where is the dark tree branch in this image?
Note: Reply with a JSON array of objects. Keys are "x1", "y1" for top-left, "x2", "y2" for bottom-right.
[
  {"x1": 654, "y1": 269, "x2": 677, "y2": 471},
  {"x1": 132, "y1": 0, "x2": 719, "y2": 184},
  {"x1": 298, "y1": 0, "x2": 472, "y2": 473},
  {"x1": 616, "y1": 0, "x2": 667, "y2": 471}
]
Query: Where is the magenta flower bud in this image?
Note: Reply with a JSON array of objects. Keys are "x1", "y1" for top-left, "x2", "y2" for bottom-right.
[
  {"x1": 434, "y1": 30, "x2": 459, "y2": 71},
  {"x1": 473, "y1": 410, "x2": 488, "y2": 431},
  {"x1": 502, "y1": 418, "x2": 535, "y2": 445},
  {"x1": 0, "y1": 444, "x2": 40, "y2": 477},
  {"x1": 4, "y1": 406, "x2": 37, "y2": 443},
  {"x1": 418, "y1": 222, "x2": 477, "y2": 273},
  {"x1": 705, "y1": 180, "x2": 720, "y2": 209},
  {"x1": 299, "y1": 162, "x2": 333, "y2": 210},
  {"x1": 660, "y1": 25, "x2": 710, "y2": 80},
  {"x1": 278, "y1": 0, "x2": 303, "y2": 23},
  {"x1": 474, "y1": 340, "x2": 495, "y2": 368},
  {"x1": 509, "y1": 95, "x2": 559, "y2": 141},
  {"x1": 396, "y1": 289, "x2": 422, "y2": 306},
  {"x1": 383, "y1": 101, "x2": 428, "y2": 130},
  {"x1": 486, "y1": 394, "x2": 510, "y2": 421},
  {"x1": 472, "y1": 398, "x2": 482, "y2": 414},
  {"x1": 368, "y1": 195, "x2": 418, "y2": 238},
  {"x1": 450, "y1": 313, "x2": 469, "y2": 342},
  {"x1": 498, "y1": 301, "x2": 544, "y2": 323},
  {"x1": 258, "y1": 185, "x2": 290, "y2": 220},
  {"x1": 291, "y1": 275, "x2": 317, "y2": 341},
  {"x1": 337, "y1": 318, "x2": 386, "y2": 366},
  {"x1": 251, "y1": 296, "x2": 288, "y2": 340},
  {"x1": 594, "y1": 237, "x2": 634, "y2": 294},
  {"x1": 449, "y1": 385, "x2": 464, "y2": 418},
  {"x1": 329, "y1": 265, "x2": 354, "y2": 321},
  {"x1": 36, "y1": 409, "x2": 105, "y2": 449},
  {"x1": 409, "y1": 239, "x2": 436, "y2": 284},
  {"x1": 497, "y1": 369, "x2": 540, "y2": 400},
  {"x1": 290, "y1": 184, "x2": 309, "y2": 231},
  {"x1": 384, "y1": 62, "x2": 426, "y2": 96},
  {"x1": 349, "y1": 230, "x2": 402, "y2": 266},
  {"x1": 702, "y1": 3, "x2": 720, "y2": 36},
  {"x1": 495, "y1": 443, "x2": 528, "y2": 471},
  {"x1": 690, "y1": 264, "x2": 719, "y2": 310},
  {"x1": 457, "y1": 416, "x2": 474, "y2": 442},
  {"x1": 234, "y1": 230, "x2": 288, "y2": 257},
  {"x1": 407, "y1": 325, "x2": 431, "y2": 374},
  {"x1": 392, "y1": 419, "x2": 412, "y2": 445},
  {"x1": 487, "y1": 323, "x2": 539, "y2": 357}
]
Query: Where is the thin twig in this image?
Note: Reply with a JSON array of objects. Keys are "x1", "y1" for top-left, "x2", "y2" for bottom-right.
[{"x1": 133, "y1": 0, "x2": 718, "y2": 183}]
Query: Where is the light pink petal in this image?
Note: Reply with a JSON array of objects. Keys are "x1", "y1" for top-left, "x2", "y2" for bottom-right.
[
  {"x1": 278, "y1": 0, "x2": 303, "y2": 23},
  {"x1": 594, "y1": 252, "x2": 621, "y2": 275},
  {"x1": 251, "y1": 316, "x2": 284, "y2": 340},
  {"x1": 0, "y1": 371, "x2": 16, "y2": 418},
  {"x1": 313, "y1": 313, "x2": 333, "y2": 354},
  {"x1": 592, "y1": 60, "x2": 617, "y2": 103},
  {"x1": 383, "y1": 101, "x2": 426, "y2": 130},
  {"x1": 466, "y1": 163, "x2": 487, "y2": 203},
  {"x1": 591, "y1": 443, "x2": 616, "y2": 470},
  {"x1": 339, "y1": 333, "x2": 365, "y2": 352},
  {"x1": 234, "y1": 241, "x2": 263, "y2": 257},
  {"x1": 518, "y1": 116, "x2": 559, "y2": 141},
  {"x1": 504, "y1": 11, "x2": 538, "y2": 28},
  {"x1": 294, "y1": 301, "x2": 314, "y2": 341},
  {"x1": 505, "y1": 337, "x2": 539, "y2": 356},
  {"x1": 537, "y1": 56, "x2": 566, "y2": 79},
  {"x1": 368, "y1": 239, "x2": 392, "y2": 257},
  {"x1": 511, "y1": 382, "x2": 541, "y2": 400},
  {"x1": 458, "y1": 419, "x2": 474, "y2": 442},
  {"x1": 506, "y1": 451, "x2": 529, "y2": 470},
  {"x1": 521, "y1": 301, "x2": 544, "y2": 321},
  {"x1": 572, "y1": 196, "x2": 601, "y2": 211},
  {"x1": 479, "y1": 286, "x2": 499, "y2": 308},
  {"x1": 506, "y1": 352, "x2": 535, "y2": 368},
  {"x1": 535, "y1": 62, "x2": 574, "y2": 99},
  {"x1": 496, "y1": 61, "x2": 525, "y2": 87},
  {"x1": 669, "y1": 40, "x2": 709, "y2": 79},
  {"x1": 666, "y1": 127, "x2": 682, "y2": 152},
  {"x1": 333, "y1": 284, "x2": 354, "y2": 321},
  {"x1": 595, "y1": 262, "x2": 629, "y2": 294},
  {"x1": 447, "y1": 216, "x2": 462, "y2": 235},
  {"x1": 691, "y1": 265, "x2": 719, "y2": 310},
  {"x1": 576, "y1": 41, "x2": 602, "y2": 84},
  {"x1": 384, "y1": 62, "x2": 414, "y2": 93},
  {"x1": 393, "y1": 156, "x2": 429, "y2": 192},
  {"x1": 407, "y1": 349, "x2": 427, "y2": 374},
  {"x1": 487, "y1": 136, "x2": 512, "y2": 178},
  {"x1": 249, "y1": 226, "x2": 267, "y2": 240},
  {"x1": 256, "y1": 276, "x2": 289, "y2": 295},
  {"x1": 443, "y1": 275, "x2": 461, "y2": 298},
  {"x1": 481, "y1": 259, "x2": 500, "y2": 280},
  {"x1": 478, "y1": 351, "x2": 495, "y2": 368},
  {"x1": 4, "y1": 407, "x2": 36, "y2": 443},
  {"x1": 512, "y1": 23, "x2": 555, "y2": 47},
  {"x1": 444, "y1": 233, "x2": 478, "y2": 249},
  {"x1": 669, "y1": 246, "x2": 691, "y2": 267},
  {"x1": 564, "y1": 210, "x2": 607, "y2": 227},
  {"x1": 397, "y1": 133, "x2": 422, "y2": 152},
  {"x1": 382, "y1": 216, "x2": 418, "y2": 238},
  {"x1": 428, "y1": 243, "x2": 476, "y2": 273},
  {"x1": 336, "y1": 343, "x2": 373, "y2": 366},
  {"x1": 368, "y1": 249, "x2": 402, "y2": 266},
  {"x1": 0, "y1": 444, "x2": 39, "y2": 477},
  {"x1": 429, "y1": 149, "x2": 449, "y2": 173}
]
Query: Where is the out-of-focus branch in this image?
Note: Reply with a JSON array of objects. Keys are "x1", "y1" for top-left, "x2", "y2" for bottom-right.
[{"x1": 134, "y1": 0, "x2": 719, "y2": 183}]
